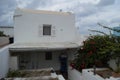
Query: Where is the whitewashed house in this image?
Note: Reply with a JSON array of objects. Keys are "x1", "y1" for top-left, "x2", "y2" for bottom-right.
[
  {"x1": 0, "y1": 8, "x2": 81, "y2": 78},
  {"x1": 9, "y1": 8, "x2": 80, "y2": 70}
]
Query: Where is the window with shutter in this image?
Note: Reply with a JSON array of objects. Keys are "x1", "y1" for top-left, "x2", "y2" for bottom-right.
[
  {"x1": 39, "y1": 24, "x2": 55, "y2": 36},
  {"x1": 43, "y1": 24, "x2": 51, "y2": 36},
  {"x1": 45, "y1": 52, "x2": 52, "y2": 60}
]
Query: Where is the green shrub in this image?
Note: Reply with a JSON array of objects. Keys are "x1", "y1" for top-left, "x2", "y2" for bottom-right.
[
  {"x1": 0, "y1": 31, "x2": 6, "y2": 36},
  {"x1": 7, "y1": 70, "x2": 26, "y2": 77}
]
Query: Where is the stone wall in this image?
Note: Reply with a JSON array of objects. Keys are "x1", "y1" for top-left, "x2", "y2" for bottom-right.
[{"x1": 0, "y1": 37, "x2": 9, "y2": 48}]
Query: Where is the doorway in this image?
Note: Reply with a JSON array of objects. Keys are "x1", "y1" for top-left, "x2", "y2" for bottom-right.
[{"x1": 59, "y1": 53, "x2": 68, "y2": 79}]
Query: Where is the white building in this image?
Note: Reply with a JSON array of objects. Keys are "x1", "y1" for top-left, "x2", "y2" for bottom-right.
[
  {"x1": 0, "y1": 26, "x2": 13, "y2": 50},
  {"x1": 0, "y1": 26, "x2": 14, "y2": 37},
  {"x1": 0, "y1": 8, "x2": 82, "y2": 78}
]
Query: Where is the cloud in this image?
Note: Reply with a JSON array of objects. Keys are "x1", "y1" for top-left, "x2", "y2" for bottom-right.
[
  {"x1": 0, "y1": 0, "x2": 34, "y2": 26},
  {"x1": 0, "y1": 0, "x2": 119, "y2": 35},
  {"x1": 16, "y1": 0, "x2": 34, "y2": 8},
  {"x1": 25, "y1": 0, "x2": 51, "y2": 9},
  {"x1": 78, "y1": 3, "x2": 120, "y2": 35},
  {"x1": 97, "y1": 0, "x2": 115, "y2": 6},
  {"x1": 0, "y1": 0, "x2": 16, "y2": 26}
]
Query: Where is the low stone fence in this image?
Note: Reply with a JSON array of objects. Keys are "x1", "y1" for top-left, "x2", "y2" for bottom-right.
[
  {"x1": 82, "y1": 68, "x2": 120, "y2": 80},
  {"x1": 0, "y1": 37, "x2": 9, "y2": 48},
  {"x1": 68, "y1": 67, "x2": 120, "y2": 80},
  {"x1": 5, "y1": 68, "x2": 65, "y2": 80}
]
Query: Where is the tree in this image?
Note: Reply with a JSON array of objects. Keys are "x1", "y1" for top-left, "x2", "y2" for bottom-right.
[
  {"x1": 99, "y1": 36, "x2": 120, "y2": 72},
  {"x1": 0, "y1": 31, "x2": 6, "y2": 36},
  {"x1": 74, "y1": 23, "x2": 120, "y2": 72},
  {"x1": 89, "y1": 23, "x2": 120, "y2": 72},
  {"x1": 74, "y1": 35, "x2": 111, "y2": 71}
]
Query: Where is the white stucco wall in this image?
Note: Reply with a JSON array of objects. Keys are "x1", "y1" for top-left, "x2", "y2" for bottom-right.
[
  {"x1": 9, "y1": 56, "x2": 18, "y2": 70},
  {"x1": 68, "y1": 68, "x2": 120, "y2": 80},
  {"x1": 68, "y1": 66, "x2": 82, "y2": 80},
  {"x1": 14, "y1": 8, "x2": 78, "y2": 43},
  {"x1": 108, "y1": 59, "x2": 118, "y2": 71},
  {"x1": 82, "y1": 69, "x2": 104, "y2": 80},
  {"x1": 82, "y1": 69, "x2": 119, "y2": 80},
  {"x1": 11, "y1": 51, "x2": 62, "y2": 70},
  {"x1": 10, "y1": 49, "x2": 77, "y2": 71},
  {"x1": 31, "y1": 51, "x2": 61, "y2": 70},
  {"x1": 0, "y1": 45, "x2": 10, "y2": 78},
  {"x1": 0, "y1": 27, "x2": 14, "y2": 37}
]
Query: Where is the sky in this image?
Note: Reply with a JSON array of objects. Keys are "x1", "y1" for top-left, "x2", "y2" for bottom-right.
[{"x1": 0, "y1": 0, "x2": 120, "y2": 35}]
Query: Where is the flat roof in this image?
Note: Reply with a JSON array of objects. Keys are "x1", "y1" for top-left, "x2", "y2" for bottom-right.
[
  {"x1": 0, "y1": 26, "x2": 13, "y2": 28},
  {"x1": 17, "y1": 8, "x2": 73, "y2": 16},
  {"x1": 9, "y1": 42, "x2": 80, "y2": 51}
]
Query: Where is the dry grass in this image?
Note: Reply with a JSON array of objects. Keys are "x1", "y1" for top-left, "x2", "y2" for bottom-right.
[{"x1": 95, "y1": 69, "x2": 120, "y2": 78}]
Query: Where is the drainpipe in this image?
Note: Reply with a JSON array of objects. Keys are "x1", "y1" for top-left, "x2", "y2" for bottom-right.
[{"x1": 93, "y1": 65, "x2": 96, "y2": 75}]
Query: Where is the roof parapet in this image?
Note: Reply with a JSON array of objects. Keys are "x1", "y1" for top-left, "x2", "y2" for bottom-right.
[{"x1": 16, "y1": 8, "x2": 73, "y2": 15}]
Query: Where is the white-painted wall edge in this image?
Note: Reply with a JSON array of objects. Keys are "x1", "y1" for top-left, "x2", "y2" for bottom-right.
[
  {"x1": 0, "y1": 45, "x2": 10, "y2": 78},
  {"x1": 68, "y1": 67, "x2": 119, "y2": 80},
  {"x1": 68, "y1": 66, "x2": 82, "y2": 80},
  {"x1": 108, "y1": 59, "x2": 118, "y2": 71},
  {"x1": 82, "y1": 68, "x2": 119, "y2": 80}
]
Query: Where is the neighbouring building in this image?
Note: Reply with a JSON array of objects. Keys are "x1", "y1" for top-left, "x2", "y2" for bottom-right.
[
  {"x1": 0, "y1": 26, "x2": 14, "y2": 48},
  {"x1": 0, "y1": 26, "x2": 14, "y2": 37}
]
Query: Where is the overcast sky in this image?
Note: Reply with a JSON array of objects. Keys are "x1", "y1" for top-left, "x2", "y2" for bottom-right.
[{"x1": 0, "y1": 0, "x2": 120, "y2": 35}]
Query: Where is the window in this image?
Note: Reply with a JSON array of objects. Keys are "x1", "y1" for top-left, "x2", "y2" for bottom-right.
[
  {"x1": 45, "y1": 52, "x2": 52, "y2": 60},
  {"x1": 43, "y1": 24, "x2": 51, "y2": 35}
]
